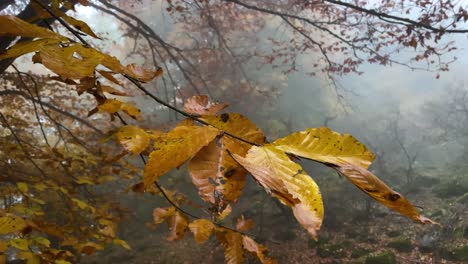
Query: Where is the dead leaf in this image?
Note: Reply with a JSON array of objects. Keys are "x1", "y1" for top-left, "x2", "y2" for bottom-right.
[
  {"x1": 167, "y1": 211, "x2": 188, "y2": 241},
  {"x1": 217, "y1": 230, "x2": 244, "y2": 264},
  {"x1": 188, "y1": 219, "x2": 215, "y2": 244},
  {"x1": 236, "y1": 215, "x2": 254, "y2": 232}
]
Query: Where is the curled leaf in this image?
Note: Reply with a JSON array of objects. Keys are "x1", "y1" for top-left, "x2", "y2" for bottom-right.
[
  {"x1": 336, "y1": 163, "x2": 435, "y2": 224},
  {"x1": 167, "y1": 211, "x2": 188, "y2": 242},
  {"x1": 124, "y1": 64, "x2": 163, "y2": 82}
]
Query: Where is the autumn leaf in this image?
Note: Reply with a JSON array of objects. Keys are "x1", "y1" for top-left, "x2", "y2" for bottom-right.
[
  {"x1": 113, "y1": 239, "x2": 131, "y2": 250},
  {"x1": 167, "y1": 211, "x2": 189, "y2": 241},
  {"x1": 97, "y1": 99, "x2": 141, "y2": 120},
  {"x1": 242, "y1": 236, "x2": 276, "y2": 264},
  {"x1": 153, "y1": 207, "x2": 176, "y2": 225},
  {"x1": 232, "y1": 145, "x2": 324, "y2": 238},
  {"x1": 0, "y1": 214, "x2": 28, "y2": 234},
  {"x1": 101, "y1": 85, "x2": 127, "y2": 96},
  {"x1": 236, "y1": 215, "x2": 254, "y2": 232},
  {"x1": 9, "y1": 238, "x2": 29, "y2": 250},
  {"x1": 217, "y1": 230, "x2": 244, "y2": 264},
  {"x1": 112, "y1": 125, "x2": 151, "y2": 155},
  {"x1": 0, "y1": 38, "x2": 62, "y2": 60},
  {"x1": 0, "y1": 15, "x2": 64, "y2": 39},
  {"x1": 184, "y1": 95, "x2": 229, "y2": 115},
  {"x1": 272, "y1": 127, "x2": 375, "y2": 169},
  {"x1": 58, "y1": 11, "x2": 100, "y2": 39},
  {"x1": 336, "y1": 163, "x2": 436, "y2": 224},
  {"x1": 188, "y1": 219, "x2": 215, "y2": 244},
  {"x1": 143, "y1": 125, "x2": 219, "y2": 187},
  {"x1": 124, "y1": 64, "x2": 163, "y2": 82}
]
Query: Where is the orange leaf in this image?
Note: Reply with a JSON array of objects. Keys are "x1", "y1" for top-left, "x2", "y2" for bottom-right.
[
  {"x1": 153, "y1": 207, "x2": 176, "y2": 225},
  {"x1": 188, "y1": 219, "x2": 215, "y2": 244},
  {"x1": 113, "y1": 126, "x2": 151, "y2": 155}
]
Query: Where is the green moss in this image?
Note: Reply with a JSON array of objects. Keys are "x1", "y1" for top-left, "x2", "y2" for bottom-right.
[
  {"x1": 453, "y1": 245, "x2": 468, "y2": 262},
  {"x1": 387, "y1": 237, "x2": 412, "y2": 252},
  {"x1": 317, "y1": 243, "x2": 346, "y2": 259},
  {"x1": 365, "y1": 251, "x2": 396, "y2": 264},
  {"x1": 351, "y1": 247, "x2": 370, "y2": 258},
  {"x1": 386, "y1": 230, "x2": 401, "y2": 238}
]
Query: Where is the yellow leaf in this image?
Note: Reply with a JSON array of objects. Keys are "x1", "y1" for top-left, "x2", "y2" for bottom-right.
[
  {"x1": 54, "y1": 260, "x2": 72, "y2": 264},
  {"x1": 233, "y1": 145, "x2": 324, "y2": 238},
  {"x1": 113, "y1": 126, "x2": 151, "y2": 155},
  {"x1": 9, "y1": 238, "x2": 29, "y2": 251},
  {"x1": 153, "y1": 207, "x2": 176, "y2": 225},
  {"x1": 337, "y1": 163, "x2": 436, "y2": 224},
  {"x1": 74, "y1": 176, "x2": 95, "y2": 185},
  {"x1": 272, "y1": 127, "x2": 375, "y2": 169},
  {"x1": 34, "y1": 183, "x2": 47, "y2": 191},
  {"x1": 242, "y1": 236, "x2": 276, "y2": 264},
  {"x1": 113, "y1": 239, "x2": 131, "y2": 250},
  {"x1": 167, "y1": 211, "x2": 188, "y2": 242},
  {"x1": 0, "y1": 38, "x2": 62, "y2": 60},
  {"x1": 17, "y1": 182, "x2": 28, "y2": 193},
  {"x1": 188, "y1": 219, "x2": 215, "y2": 244},
  {"x1": 98, "y1": 99, "x2": 141, "y2": 120},
  {"x1": 184, "y1": 95, "x2": 228, "y2": 116},
  {"x1": 143, "y1": 125, "x2": 219, "y2": 187},
  {"x1": 71, "y1": 198, "x2": 96, "y2": 213},
  {"x1": 0, "y1": 15, "x2": 64, "y2": 39},
  {"x1": 217, "y1": 230, "x2": 244, "y2": 264},
  {"x1": 0, "y1": 214, "x2": 28, "y2": 234},
  {"x1": 33, "y1": 237, "x2": 50, "y2": 247},
  {"x1": 60, "y1": 13, "x2": 99, "y2": 39}
]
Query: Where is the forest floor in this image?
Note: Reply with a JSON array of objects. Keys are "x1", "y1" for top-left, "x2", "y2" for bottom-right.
[{"x1": 82, "y1": 182, "x2": 468, "y2": 264}]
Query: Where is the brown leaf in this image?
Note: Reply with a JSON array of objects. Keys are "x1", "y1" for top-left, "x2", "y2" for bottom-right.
[
  {"x1": 184, "y1": 95, "x2": 229, "y2": 115},
  {"x1": 167, "y1": 211, "x2": 188, "y2": 241},
  {"x1": 153, "y1": 207, "x2": 176, "y2": 225},
  {"x1": 217, "y1": 230, "x2": 244, "y2": 264},
  {"x1": 242, "y1": 236, "x2": 276, "y2": 264},
  {"x1": 236, "y1": 215, "x2": 254, "y2": 232},
  {"x1": 337, "y1": 163, "x2": 436, "y2": 224},
  {"x1": 124, "y1": 64, "x2": 163, "y2": 82}
]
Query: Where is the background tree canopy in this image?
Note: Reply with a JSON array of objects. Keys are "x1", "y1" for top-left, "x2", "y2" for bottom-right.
[{"x1": 0, "y1": 0, "x2": 467, "y2": 263}]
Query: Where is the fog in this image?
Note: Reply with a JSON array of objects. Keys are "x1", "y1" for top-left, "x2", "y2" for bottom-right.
[{"x1": 1, "y1": 0, "x2": 467, "y2": 263}]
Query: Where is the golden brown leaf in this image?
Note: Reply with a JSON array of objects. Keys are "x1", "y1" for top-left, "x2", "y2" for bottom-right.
[
  {"x1": 337, "y1": 163, "x2": 436, "y2": 224},
  {"x1": 143, "y1": 125, "x2": 219, "y2": 187},
  {"x1": 188, "y1": 219, "x2": 215, "y2": 244},
  {"x1": 153, "y1": 207, "x2": 176, "y2": 225},
  {"x1": 272, "y1": 127, "x2": 375, "y2": 169},
  {"x1": 0, "y1": 15, "x2": 64, "y2": 39},
  {"x1": 242, "y1": 236, "x2": 276, "y2": 264},
  {"x1": 113, "y1": 239, "x2": 131, "y2": 250},
  {"x1": 97, "y1": 70, "x2": 122, "y2": 86},
  {"x1": 101, "y1": 85, "x2": 127, "y2": 96},
  {"x1": 232, "y1": 145, "x2": 324, "y2": 238},
  {"x1": 0, "y1": 38, "x2": 62, "y2": 60},
  {"x1": 217, "y1": 230, "x2": 244, "y2": 264},
  {"x1": 60, "y1": 12, "x2": 99, "y2": 39},
  {"x1": 97, "y1": 99, "x2": 141, "y2": 120},
  {"x1": 113, "y1": 126, "x2": 151, "y2": 155},
  {"x1": 167, "y1": 211, "x2": 188, "y2": 242},
  {"x1": 184, "y1": 95, "x2": 229, "y2": 115}
]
